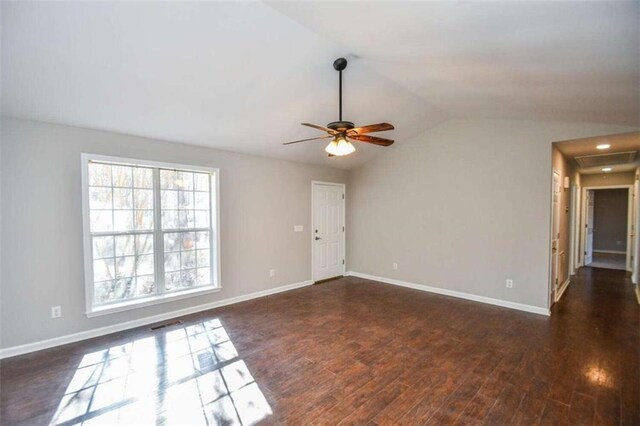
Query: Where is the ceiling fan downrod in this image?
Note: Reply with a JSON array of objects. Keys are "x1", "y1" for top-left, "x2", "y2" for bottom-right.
[{"x1": 333, "y1": 57, "x2": 347, "y2": 122}]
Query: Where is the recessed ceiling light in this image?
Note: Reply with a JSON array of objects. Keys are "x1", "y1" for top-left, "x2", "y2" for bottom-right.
[
  {"x1": 602, "y1": 167, "x2": 612, "y2": 172},
  {"x1": 596, "y1": 144, "x2": 611, "y2": 150}
]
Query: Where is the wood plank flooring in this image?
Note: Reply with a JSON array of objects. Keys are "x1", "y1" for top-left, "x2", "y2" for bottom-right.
[{"x1": 1, "y1": 266, "x2": 638, "y2": 425}]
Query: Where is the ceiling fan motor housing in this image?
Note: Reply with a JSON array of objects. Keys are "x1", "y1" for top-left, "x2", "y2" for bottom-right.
[{"x1": 327, "y1": 121, "x2": 354, "y2": 132}]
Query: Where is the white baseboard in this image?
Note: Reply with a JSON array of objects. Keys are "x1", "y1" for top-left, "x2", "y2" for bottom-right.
[
  {"x1": 0, "y1": 279, "x2": 313, "y2": 360},
  {"x1": 345, "y1": 271, "x2": 550, "y2": 316},
  {"x1": 556, "y1": 278, "x2": 571, "y2": 302},
  {"x1": 593, "y1": 250, "x2": 626, "y2": 254}
]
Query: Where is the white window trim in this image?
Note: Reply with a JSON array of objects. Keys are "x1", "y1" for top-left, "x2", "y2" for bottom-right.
[{"x1": 81, "y1": 153, "x2": 222, "y2": 317}]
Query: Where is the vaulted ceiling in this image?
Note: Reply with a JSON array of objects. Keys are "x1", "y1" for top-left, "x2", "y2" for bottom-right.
[{"x1": 3, "y1": 1, "x2": 638, "y2": 170}]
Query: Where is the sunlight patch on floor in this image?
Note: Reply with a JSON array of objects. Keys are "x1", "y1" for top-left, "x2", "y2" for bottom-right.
[{"x1": 50, "y1": 319, "x2": 272, "y2": 425}]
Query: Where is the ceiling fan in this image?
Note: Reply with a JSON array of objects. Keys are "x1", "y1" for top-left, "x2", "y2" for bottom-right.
[{"x1": 283, "y1": 57, "x2": 394, "y2": 157}]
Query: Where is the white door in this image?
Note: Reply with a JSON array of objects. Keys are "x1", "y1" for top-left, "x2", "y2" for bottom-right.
[
  {"x1": 633, "y1": 184, "x2": 638, "y2": 280},
  {"x1": 569, "y1": 184, "x2": 578, "y2": 275},
  {"x1": 551, "y1": 171, "x2": 560, "y2": 301},
  {"x1": 585, "y1": 190, "x2": 595, "y2": 265},
  {"x1": 574, "y1": 184, "x2": 582, "y2": 269},
  {"x1": 627, "y1": 188, "x2": 634, "y2": 272},
  {"x1": 312, "y1": 182, "x2": 344, "y2": 281}
]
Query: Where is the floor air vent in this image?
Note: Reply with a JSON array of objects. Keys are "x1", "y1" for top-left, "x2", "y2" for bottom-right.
[
  {"x1": 149, "y1": 320, "x2": 183, "y2": 331},
  {"x1": 575, "y1": 151, "x2": 637, "y2": 168}
]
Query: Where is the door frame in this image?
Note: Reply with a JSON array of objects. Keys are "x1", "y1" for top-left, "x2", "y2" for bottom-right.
[
  {"x1": 583, "y1": 189, "x2": 596, "y2": 266},
  {"x1": 633, "y1": 174, "x2": 639, "y2": 284},
  {"x1": 548, "y1": 169, "x2": 561, "y2": 307},
  {"x1": 569, "y1": 182, "x2": 581, "y2": 274},
  {"x1": 311, "y1": 181, "x2": 346, "y2": 282},
  {"x1": 580, "y1": 184, "x2": 634, "y2": 271}
]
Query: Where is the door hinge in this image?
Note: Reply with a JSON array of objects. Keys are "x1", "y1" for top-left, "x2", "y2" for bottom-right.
[
  {"x1": 342, "y1": 259, "x2": 345, "y2": 265},
  {"x1": 342, "y1": 193, "x2": 345, "y2": 199},
  {"x1": 342, "y1": 226, "x2": 345, "y2": 232}
]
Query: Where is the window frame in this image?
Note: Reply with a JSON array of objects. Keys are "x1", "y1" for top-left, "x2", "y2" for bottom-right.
[{"x1": 81, "y1": 153, "x2": 221, "y2": 317}]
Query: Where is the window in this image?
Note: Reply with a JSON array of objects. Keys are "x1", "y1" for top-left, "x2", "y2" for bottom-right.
[{"x1": 82, "y1": 154, "x2": 220, "y2": 316}]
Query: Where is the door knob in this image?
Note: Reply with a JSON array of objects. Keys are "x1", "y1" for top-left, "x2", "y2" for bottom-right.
[{"x1": 315, "y1": 236, "x2": 322, "y2": 240}]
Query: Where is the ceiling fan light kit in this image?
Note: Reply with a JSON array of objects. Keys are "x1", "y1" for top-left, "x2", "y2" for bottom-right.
[
  {"x1": 283, "y1": 57, "x2": 395, "y2": 157},
  {"x1": 325, "y1": 135, "x2": 356, "y2": 156}
]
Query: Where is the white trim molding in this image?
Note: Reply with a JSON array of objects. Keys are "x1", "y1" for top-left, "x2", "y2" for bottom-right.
[
  {"x1": 345, "y1": 271, "x2": 550, "y2": 316},
  {"x1": 592, "y1": 250, "x2": 626, "y2": 255},
  {"x1": 555, "y1": 278, "x2": 571, "y2": 303},
  {"x1": 0, "y1": 279, "x2": 313, "y2": 360},
  {"x1": 580, "y1": 184, "x2": 634, "y2": 272},
  {"x1": 87, "y1": 286, "x2": 221, "y2": 318}
]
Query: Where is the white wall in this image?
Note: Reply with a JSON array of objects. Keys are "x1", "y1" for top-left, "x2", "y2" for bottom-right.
[
  {"x1": 0, "y1": 118, "x2": 347, "y2": 349},
  {"x1": 347, "y1": 119, "x2": 636, "y2": 310}
]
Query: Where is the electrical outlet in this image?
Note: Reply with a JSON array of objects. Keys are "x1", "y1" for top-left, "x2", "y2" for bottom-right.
[
  {"x1": 393, "y1": 262, "x2": 398, "y2": 270},
  {"x1": 269, "y1": 269, "x2": 275, "y2": 278},
  {"x1": 506, "y1": 279, "x2": 513, "y2": 288},
  {"x1": 51, "y1": 306, "x2": 62, "y2": 318},
  {"x1": 294, "y1": 225, "x2": 303, "y2": 232}
]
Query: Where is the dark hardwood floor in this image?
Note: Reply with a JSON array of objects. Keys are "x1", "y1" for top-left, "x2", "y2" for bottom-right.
[{"x1": 1, "y1": 267, "x2": 639, "y2": 425}]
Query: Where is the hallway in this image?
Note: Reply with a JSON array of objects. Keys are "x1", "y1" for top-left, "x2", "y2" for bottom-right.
[{"x1": 550, "y1": 266, "x2": 639, "y2": 424}]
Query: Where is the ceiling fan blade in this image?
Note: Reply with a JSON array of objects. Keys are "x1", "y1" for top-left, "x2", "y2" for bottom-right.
[
  {"x1": 301, "y1": 123, "x2": 338, "y2": 135},
  {"x1": 350, "y1": 123, "x2": 394, "y2": 135},
  {"x1": 283, "y1": 135, "x2": 333, "y2": 145},
  {"x1": 350, "y1": 134, "x2": 394, "y2": 146}
]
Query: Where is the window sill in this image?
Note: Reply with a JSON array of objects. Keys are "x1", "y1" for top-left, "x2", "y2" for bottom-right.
[{"x1": 86, "y1": 286, "x2": 221, "y2": 318}]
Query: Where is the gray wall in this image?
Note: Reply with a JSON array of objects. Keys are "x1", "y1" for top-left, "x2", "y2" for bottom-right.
[
  {"x1": 347, "y1": 119, "x2": 636, "y2": 309},
  {"x1": 1, "y1": 118, "x2": 347, "y2": 348},
  {"x1": 593, "y1": 189, "x2": 628, "y2": 253},
  {"x1": 2, "y1": 116, "x2": 637, "y2": 349}
]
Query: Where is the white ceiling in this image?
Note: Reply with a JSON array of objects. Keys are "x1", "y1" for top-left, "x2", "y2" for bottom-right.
[
  {"x1": 3, "y1": 2, "x2": 639, "y2": 170},
  {"x1": 271, "y1": 1, "x2": 640, "y2": 126}
]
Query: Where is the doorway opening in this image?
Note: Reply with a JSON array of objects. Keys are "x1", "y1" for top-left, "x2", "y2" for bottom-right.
[{"x1": 582, "y1": 186, "x2": 632, "y2": 271}]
